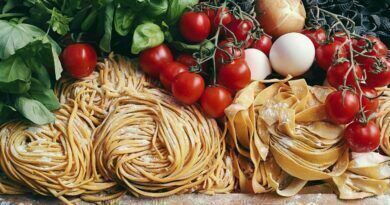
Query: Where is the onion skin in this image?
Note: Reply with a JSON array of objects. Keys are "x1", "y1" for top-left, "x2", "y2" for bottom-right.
[{"x1": 256, "y1": 0, "x2": 306, "y2": 37}]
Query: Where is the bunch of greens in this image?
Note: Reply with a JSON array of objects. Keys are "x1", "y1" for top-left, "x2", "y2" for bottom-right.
[{"x1": 0, "y1": 0, "x2": 198, "y2": 125}]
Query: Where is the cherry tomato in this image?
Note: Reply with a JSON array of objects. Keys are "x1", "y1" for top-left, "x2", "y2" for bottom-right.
[
  {"x1": 172, "y1": 72, "x2": 205, "y2": 105},
  {"x1": 204, "y1": 8, "x2": 216, "y2": 24},
  {"x1": 344, "y1": 121, "x2": 380, "y2": 152},
  {"x1": 302, "y1": 27, "x2": 326, "y2": 49},
  {"x1": 176, "y1": 54, "x2": 197, "y2": 67},
  {"x1": 316, "y1": 41, "x2": 348, "y2": 70},
  {"x1": 213, "y1": 7, "x2": 233, "y2": 31},
  {"x1": 139, "y1": 44, "x2": 173, "y2": 78},
  {"x1": 365, "y1": 58, "x2": 390, "y2": 87},
  {"x1": 251, "y1": 35, "x2": 273, "y2": 56},
  {"x1": 326, "y1": 61, "x2": 363, "y2": 88},
  {"x1": 160, "y1": 62, "x2": 189, "y2": 91},
  {"x1": 218, "y1": 59, "x2": 251, "y2": 91},
  {"x1": 325, "y1": 90, "x2": 359, "y2": 124},
  {"x1": 215, "y1": 40, "x2": 245, "y2": 67},
  {"x1": 361, "y1": 87, "x2": 379, "y2": 117},
  {"x1": 226, "y1": 19, "x2": 253, "y2": 46},
  {"x1": 200, "y1": 86, "x2": 233, "y2": 118},
  {"x1": 333, "y1": 32, "x2": 356, "y2": 53},
  {"x1": 61, "y1": 43, "x2": 97, "y2": 79},
  {"x1": 354, "y1": 36, "x2": 388, "y2": 58},
  {"x1": 180, "y1": 11, "x2": 211, "y2": 43}
]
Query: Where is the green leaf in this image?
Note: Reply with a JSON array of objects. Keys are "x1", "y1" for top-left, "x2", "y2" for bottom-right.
[
  {"x1": 15, "y1": 96, "x2": 55, "y2": 125},
  {"x1": 145, "y1": 0, "x2": 168, "y2": 17},
  {"x1": 131, "y1": 22, "x2": 164, "y2": 54},
  {"x1": 29, "y1": 78, "x2": 60, "y2": 111},
  {"x1": 0, "y1": 20, "x2": 46, "y2": 59},
  {"x1": 48, "y1": 8, "x2": 72, "y2": 36},
  {"x1": 27, "y1": 58, "x2": 51, "y2": 89},
  {"x1": 0, "y1": 55, "x2": 31, "y2": 94},
  {"x1": 166, "y1": 0, "x2": 198, "y2": 25},
  {"x1": 99, "y1": 3, "x2": 114, "y2": 52},
  {"x1": 0, "y1": 102, "x2": 16, "y2": 125},
  {"x1": 81, "y1": 8, "x2": 98, "y2": 31},
  {"x1": 114, "y1": 6, "x2": 136, "y2": 36},
  {"x1": 2, "y1": 0, "x2": 23, "y2": 14}
]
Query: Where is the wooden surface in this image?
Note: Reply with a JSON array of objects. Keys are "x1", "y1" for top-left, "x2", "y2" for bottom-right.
[{"x1": 0, "y1": 192, "x2": 389, "y2": 205}]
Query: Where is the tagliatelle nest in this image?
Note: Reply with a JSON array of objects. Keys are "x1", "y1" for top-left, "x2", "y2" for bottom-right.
[
  {"x1": 94, "y1": 89, "x2": 234, "y2": 197},
  {"x1": 378, "y1": 89, "x2": 390, "y2": 156},
  {"x1": 225, "y1": 79, "x2": 349, "y2": 196}
]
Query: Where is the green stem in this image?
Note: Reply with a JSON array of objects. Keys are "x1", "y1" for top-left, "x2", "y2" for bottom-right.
[{"x1": 0, "y1": 13, "x2": 25, "y2": 19}]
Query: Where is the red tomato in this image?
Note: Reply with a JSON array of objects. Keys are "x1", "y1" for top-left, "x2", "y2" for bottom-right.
[
  {"x1": 176, "y1": 54, "x2": 197, "y2": 67},
  {"x1": 354, "y1": 36, "x2": 388, "y2": 58},
  {"x1": 325, "y1": 90, "x2": 359, "y2": 124},
  {"x1": 61, "y1": 43, "x2": 97, "y2": 79},
  {"x1": 213, "y1": 7, "x2": 233, "y2": 31},
  {"x1": 226, "y1": 19, "x2": 253, "y2": 45},
  {"x1": 139, "y1": 44, "x2": 173, "y2": 78},
  {"x1": 218, "y1": 59, "x2": 251, "y2": 91},
  {"x1": 365, "y1": 58, "x2": 390, "y2": 87},
  {"x1": 301, "y1": 27, "x2": 326, "y2": 49},
  {"x1": 326, "y1": 61, "x2": 363, "y2": 88},
  {"x1": 180, "y1": 11, "x2": 211, "y2": 43},
  {"x1": 344, "y1": 121, "x2": 380, "y2": 152},
  {"x1": 361, "y1": 87, "x2": 379, "y2": 117},
  {"x1": 315, "y1": 41, "x2": 348, "y2": 70},
  {"x1": 172, "y1": 72, "x2": 205, "y2": 104},
  {"x1": 251, "y1": 35, "x2": 273, "y2": 56},
  {"x1": 333, "y1": 32, "x2": 355, "y2": 53},
  {"x1": 215, "y1": 40, "x2": 245, "y2": 67},
  {"x1": 200, "y1": 86, "x2": 233, "y2": 118},
  {"x1": 160, "y1": 62, "x2": 189, "y2": 91}
]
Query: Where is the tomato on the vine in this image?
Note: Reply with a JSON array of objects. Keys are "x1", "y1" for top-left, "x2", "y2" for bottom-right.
[
  {"x1": 213, "y1": 7, "x2": 233, "y2": 31},
  {"x1": 333, "y1": 32, "x2": 355, "y2": 53},
  {"x1": 326, "y1": 61, "x2": 363, "y2": 88},
  {"x1": 354, "y1": 35, "x2": 388, "y2": 58},
  {"x1": 361, "y1": 87, "x2": 379, "y2": 117},
  {"x1": 139, "y1": 44, "x2": 173, "y2": 78},
  {"x1": 226, "y1": 19, "x2": 253, "y2": 46},
  {"x1": 172, "y1": 72, "x2": 205, "y2": 105},
  {"x1": 365, "y1": 58, "x2": 390, "y2": 88},
  {"x1": 215, "y1": 40, "x2": 245, "y2": 67},
  {"x1": 325, "y1": 90, "x2": 359, "y2": 124},
  {"x1": 200, "y1": 86, "x2": 233, "y2": 118},
  {"x1": 218, "y1": 59, "x2": 251, "y2": 91},
  {"x1": 160, "y1": 62, "x2": 189, "y2": 91},
  {"x1": 301, "y1": 27, "x2": 326, "y2": 49},
  {"x1": 344, "y1": 121, "x2": 380, "y2": 152},
  {"x1": 179, "y1": 11, "x2": 211, "y2": 43},
  {"x1": 61, "y1": 43, "x2": 97, "y2": 79},
  {"x1": 251, "y1": 35, "x2": 272, "y2": 56},
  {"x1": 315, "y1": 41, "x2": 348, "y2": 70}
]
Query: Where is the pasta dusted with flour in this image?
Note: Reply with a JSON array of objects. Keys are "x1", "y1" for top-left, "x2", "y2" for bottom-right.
[
  {"x1": 225, "y1": 79, "x2": 348, "y2": 196},
  {"x1": 0, "y1": 103, "x2": 122, "y2": 204},
  {"x1": 94, "y1": 89, "x2": 234, "y2": 197},
  {"x1": 378, "y1": 89, "x2": 390, "y2": 156}
]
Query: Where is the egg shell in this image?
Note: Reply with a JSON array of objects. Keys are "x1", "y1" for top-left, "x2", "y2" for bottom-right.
[
  {"x1": 244, "y1": 48, "x2": 272, "y2": 81},
  {"x1": 269, "y1": 32, "x2": 315, "y2": 77}
]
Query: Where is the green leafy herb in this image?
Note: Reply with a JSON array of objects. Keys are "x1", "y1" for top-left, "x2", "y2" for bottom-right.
[
  {"x1": 48, "y1": 7, "x2": 72, "y2": 35},
  {"x1": 0, "y1": 55, "x2": 31, "y2": 94},
  {"x1": 28, "y1": 78, "x2": 60, "y2": 111},
  {"x1": 145, "y1": 0, "x2": 168, "y2": 18},
  {"x1": 99, "y1": 3, "x2": 114, "y2": 52},
  {"x1": 131, "y1": 22, "x2": 164, "y2": 54},
  {"x1": 14, "y1": 96, "x2": 56, "y2": 125},
  {"x1": 114, "y1": 6, "x2": 136, "y2": 36}
]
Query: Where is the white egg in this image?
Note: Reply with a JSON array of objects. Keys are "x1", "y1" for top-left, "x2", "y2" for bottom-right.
[
  {"x1": 244, "y1": 48, "x2": 272, "y2": 81},
  {"x1": 269, "y1": 32, "x2": 315, "y2": 77}
]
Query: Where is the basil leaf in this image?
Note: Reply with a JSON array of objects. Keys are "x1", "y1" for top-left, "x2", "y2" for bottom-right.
[
  {"x1": 166, "y1": 0, "x2": 198, "y2": 25},
  {"x1": 99, "y1": 3, "x2": 114, "y2": 52},
  {"x1": 114, "y1": 7, "x2": 136, "y2": 36},
  {"x1": 15, "y1": 97, "x2": 55, "y2": 125},
  {"x1": 29, "y1": 78, "x2": 60, "y2": 111},
  {"x1": 145, "y1": 0, "x2": 168, "y2": 17},
  {"x1": 131, "y1": 22, "x2": 164, "y2": 54},
  {"x1": 0, "y1": 55, "x2": 31, "y2": 94}
]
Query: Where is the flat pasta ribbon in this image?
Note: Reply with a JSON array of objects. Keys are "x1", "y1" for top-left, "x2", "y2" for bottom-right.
[
  {"x1": 377, "y1": 89, "x2": 390, "y2": 156},
  {"x1": 225, "y1": 79, "x2": 348, "y2": 196}
]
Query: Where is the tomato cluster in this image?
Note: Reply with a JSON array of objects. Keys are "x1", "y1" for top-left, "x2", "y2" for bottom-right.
[
  {"x1": 139, "y1": 6, "x2": 273, "y2": 118},
  {"x1": 303, "y1": 28, "x2": 389, "y2": 153}
]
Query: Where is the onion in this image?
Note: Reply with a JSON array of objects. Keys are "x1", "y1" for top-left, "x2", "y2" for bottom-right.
[{"x1": 256, "y1": 0, "x2": 306, "y2": 37}]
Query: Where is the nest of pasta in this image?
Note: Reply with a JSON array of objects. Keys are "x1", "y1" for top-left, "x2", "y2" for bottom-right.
[
  {"x1": 225, "y1": 79, "x2": 390, "y2": 198},
  {"x1": 0, "y1": 55, "x2": 233, "y2": 204}
]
